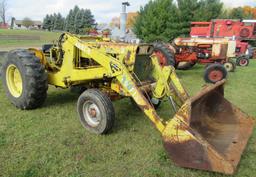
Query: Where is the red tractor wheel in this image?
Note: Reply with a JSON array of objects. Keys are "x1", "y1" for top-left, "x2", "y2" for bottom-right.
[
  {"x1": 154, "y1": 50, "x2": 168, "y2": 66},
  {"x1": 236, "y1": 57, "x2": 249, "y2": 67},
  {"x1": 153, "y1": 43, "x2": 175, "y2": 67},
  {"x1": 204, "y1": 64, "x2": 227, "y2": 84}
]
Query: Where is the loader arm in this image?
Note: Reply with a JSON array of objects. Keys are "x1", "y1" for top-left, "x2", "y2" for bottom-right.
[
  {"x1": 150, "y1": 55, "x2": 189, "y2": 108},
  {"x1": 115, "y1": 56, "x2": 190, "y2": 133},
  {"x1": 116, "y1": 67, "x2": 166, "y2": 132}
]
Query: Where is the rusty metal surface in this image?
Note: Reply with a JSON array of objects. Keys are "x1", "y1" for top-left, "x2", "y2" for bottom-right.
[
  {"x1": 162, "y1": 81, "x2": 254, "y2": 174},
  {"x1": 174, "y1": 37, "x2": 230, "y2": 47}
]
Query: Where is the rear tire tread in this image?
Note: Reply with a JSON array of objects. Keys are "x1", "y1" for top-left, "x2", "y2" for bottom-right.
[
  {"x1": 153, "y1": 43, "x2": 176, "y2": 66},
  {"x1": 2, "y1": 49, "x2": 48, "y2": 110}
]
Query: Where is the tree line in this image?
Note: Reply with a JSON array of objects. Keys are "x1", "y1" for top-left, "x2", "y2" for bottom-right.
[
  {"x1": 133, "y1": 0, "x2": 256, "y2": 42},
  {"x1": 43, "y1": 5, "x2": 95, "y2": 34}
]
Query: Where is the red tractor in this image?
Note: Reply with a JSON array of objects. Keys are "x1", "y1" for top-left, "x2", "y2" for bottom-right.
[
  {"x1": 190, "y1": 19, "x2": 256, "y2": 64},
  {"x1": 153, "y1": 19, "x2": 256, "y2": 83},
  {"x1": 190, "y1": 19, "x2": 256, "y2": 40},
  {"x1": 153, "y1": 38, "x2": 236, "y2": 83}
]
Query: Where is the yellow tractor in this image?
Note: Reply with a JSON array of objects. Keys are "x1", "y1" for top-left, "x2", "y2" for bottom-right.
[{"x1": 1, "y1": 33, "x2": 254, "y2": 174}]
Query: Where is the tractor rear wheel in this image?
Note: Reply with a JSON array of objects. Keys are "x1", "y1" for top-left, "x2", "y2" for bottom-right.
[
  {"x1": 1, "y1": 49, "x2": 48, "y2": 109},
  {"x1": 177, "y1": 62, "x2": 196, "y2": 70},
  {"x1": 153, "y1": 43, "x2": 175, "y2": 67},
  {"x1": 236, "y1": 57, "x2": 249, "y2": 67},
  {"x1": 204, "y1": 63, "x2": 227, "y2": 84},
  {"x1": 77, "y1": 89, "x2": 115, "y2": 134},
  {"x1": 223, "y1": 61, "x2": 236, "y2": 72}
]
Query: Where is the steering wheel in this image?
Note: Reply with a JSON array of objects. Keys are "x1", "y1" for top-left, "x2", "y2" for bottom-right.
[{"x1": 58, "y1": 33, "x2": 66, "y2": 47}]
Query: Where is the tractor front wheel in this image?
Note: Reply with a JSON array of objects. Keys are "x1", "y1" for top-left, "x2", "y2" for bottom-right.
[
  {"x1": 204, "y1": 64, "x2": 227, "y2": 84},
  {"x1": 223, "y1": 61, "x2": 236, "y2": 72},
  {"x1": 1, "y1": 49, "x2": 48, "y2": 109},
  {"x1": 77, "y1": 89, "x2": 115, "y2": 134},
  {"x1": 236, "y1": 57, "x2": 249, "y2": 67}
]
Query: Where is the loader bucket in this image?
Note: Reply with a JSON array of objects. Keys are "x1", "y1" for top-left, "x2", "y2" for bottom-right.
[{"x1": 162, "y1": 80, "x2": 254, "y2": 174}]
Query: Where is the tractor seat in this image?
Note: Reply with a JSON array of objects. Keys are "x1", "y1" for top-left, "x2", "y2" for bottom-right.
[{"x1": 42, "y1": 44, "x2": 53, "y2": 53}]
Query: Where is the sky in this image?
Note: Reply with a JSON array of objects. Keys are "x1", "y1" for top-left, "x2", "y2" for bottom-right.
[{"x1": 6, "y1": 0, "x2": 256, "y2": 23}]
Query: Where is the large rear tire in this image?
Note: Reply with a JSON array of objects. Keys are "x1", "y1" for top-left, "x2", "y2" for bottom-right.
[
  {"x1": 204, "y1": 64, "x2": 227, "y2": 84},
  {"x1": 153, "y1": 43, "x2": 175, "y2": 66},
  {"x1": 177, "y1": 62, "x2": 196, "y2": 70},
  {"x1": 77, "y1": 89, "x2": 115, "y2": 135},
  {"x1": 1, "y1": 49, "x2": 48, "y2": 109}
]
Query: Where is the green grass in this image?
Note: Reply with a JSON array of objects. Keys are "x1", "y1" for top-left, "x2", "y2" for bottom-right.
[
  {"x1": 0, "y1": 29, "x2": 60, "y2": 48},
  {"x1": 0, "y1": 58, "x2": 255, "y2": 177}
]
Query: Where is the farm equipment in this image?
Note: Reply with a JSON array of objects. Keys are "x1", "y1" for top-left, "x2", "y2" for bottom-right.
[
  {"x1": 190, "y1": 19, "x2": 256, "y2": 41},
  {"x1": 1, "y1": 33, "x2": 254, "y2": 174},
  {"x1": 190, "y1": 19, "x2": 256, "y2": 61},
  {"x1": 154, "y1": 37, "x2": 237, "y2": 83}
]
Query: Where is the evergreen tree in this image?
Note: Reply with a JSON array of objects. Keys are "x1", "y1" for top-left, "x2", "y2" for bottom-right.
[
  {"x1": 43, "y1": 14, "x2": 51, "y2": 31},
  {"x1": 65, "y1": 9, "x2": 73, "y2": 31},
  {"x1": 133, "y1": 0, "x2": 224, "y2": 42},
  {"x1": 194, "y1": 0, "x2": 223, "y2": 21},
  {"x1": 54, "y1": 13, "x2": 65, "y2": 30},
  {"x1": 133, "y1": 0, "x2": 180, "y2": 42},
  {"x1": 42, "y1": 5, "x2": 95, "y2": 34},
  {"x1": 75, "y1": 9, "x2": 84, "y2": 34},
  {"x1": 70, "y1": 6, "x2": 80, "y2": 33},
  {"x1": 49, "y1": 14, "x2": 55, "y2": 31},
  {"x1": 228, "y1": 7, "x2": 244, "y2": 19},
  {"x1": 83, "y1": 9, "x2": 95, "y2": 28},
  {"x1": 177, "y1": 0, "x2": 200, "y2": 35}
]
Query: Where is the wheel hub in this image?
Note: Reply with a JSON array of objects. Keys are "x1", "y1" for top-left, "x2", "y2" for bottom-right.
[
  {"x1": 6, "y1": 64, "x2": 23, "y2": 98},
  {"x1": 209, "y1": 70, "x2": 223, "y2": 83},
  {"x1": 239, "y1": 59, "x2": 248, "y2": 66},
  {"x1": 88, "y1": 108, "x2": 97, "y2": 117},
  {"x1": 224, "y1": 63, "x2": 233, "y2": 72},
  {"x1": 83, "y1": 101, "x2": 101, "y2": 127}
]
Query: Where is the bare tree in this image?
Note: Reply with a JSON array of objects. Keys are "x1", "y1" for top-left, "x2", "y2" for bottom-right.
[{"x1": 0, "y1": 0, "x2": 7, "y2": 24}]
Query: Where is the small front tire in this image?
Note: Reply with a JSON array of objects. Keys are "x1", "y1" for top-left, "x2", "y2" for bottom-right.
[
  {"x1": 236, "y1": 57, "x2": 249, "y2": 67},
  {"x1": 223, "y1": 61, "x2": 236, "y2": 72},
  {"x1": 77, "y1": 89, "x2": 115, "y2": 134},
  {"x1": 204, "y1": 64, "x2": 228, "y2": 84}
]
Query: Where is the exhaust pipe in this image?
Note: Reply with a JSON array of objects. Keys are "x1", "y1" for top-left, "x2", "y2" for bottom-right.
[{"x1": 120, "y1": 2, "x2": 130, "y2": 38}]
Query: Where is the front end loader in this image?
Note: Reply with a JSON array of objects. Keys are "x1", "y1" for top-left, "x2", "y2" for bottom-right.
[{"x1": 1, "y1": 33, "x2": 254, "y2": 174}]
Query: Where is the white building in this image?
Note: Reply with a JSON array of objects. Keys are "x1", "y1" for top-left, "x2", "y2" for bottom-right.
[{"x1": 12, "y1": 20, "x2": 42, "y2": 30}]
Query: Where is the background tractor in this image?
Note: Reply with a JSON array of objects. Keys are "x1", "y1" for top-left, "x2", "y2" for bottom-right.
[
  {"x1": 153, "y1": 19, "x2": 256, "y2": 81},
  {"x1": 190, "y1": 19, "x2": 256, "y2": 63},
  {"x1": 1, "y1": 33, "x2": 254, "y2": 174},
  {"x1": 153, "y1": 37, "x2": 237, "y2": 83}
]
